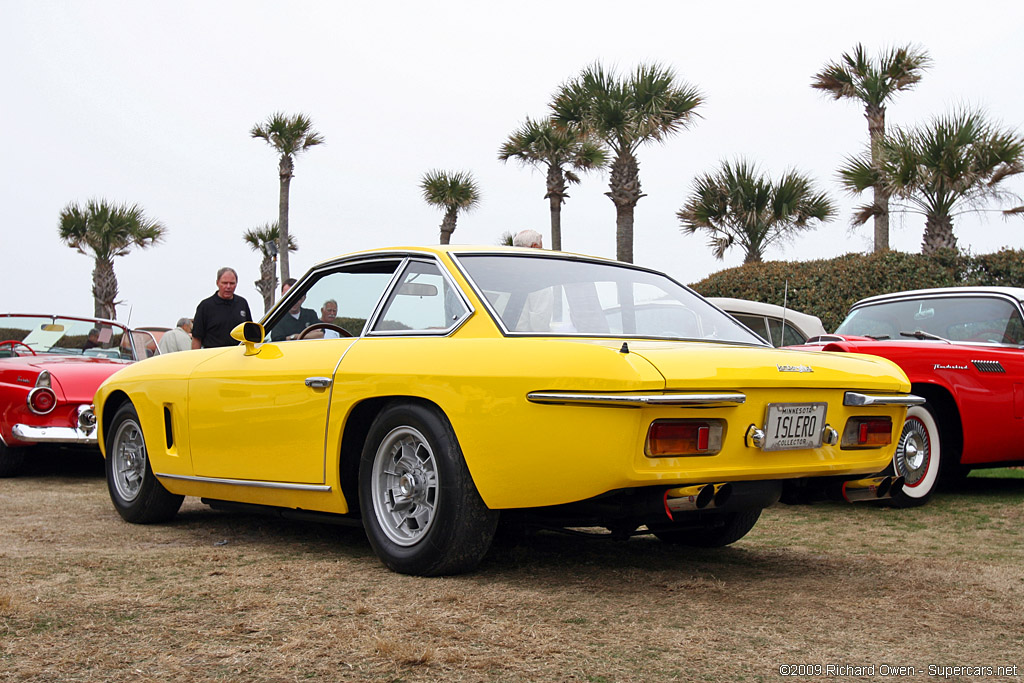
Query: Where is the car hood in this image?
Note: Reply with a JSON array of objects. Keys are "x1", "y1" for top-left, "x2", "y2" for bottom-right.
[
  {"x1": 0, "y1": 355, "x2": 131, "y2": 401},
  {"x1": 624, "y1": 340, "x2": 910, "y2": 392}
]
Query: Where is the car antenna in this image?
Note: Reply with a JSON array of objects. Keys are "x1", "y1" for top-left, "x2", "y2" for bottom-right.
[{"x1": 780, "y1": 280, "x2": 789, "y2": 344}]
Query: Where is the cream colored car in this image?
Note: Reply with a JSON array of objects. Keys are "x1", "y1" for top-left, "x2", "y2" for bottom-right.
[{"x1": 709, "y1": 297, "x2": 827, "y2": 346}]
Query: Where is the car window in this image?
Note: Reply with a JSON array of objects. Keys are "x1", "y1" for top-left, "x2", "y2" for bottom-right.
[
  {"x1": 837, "y1": 295, "x2": 1024, "y2": 344},
  {"x1": 457, "y1": 254, "x2": 765, "y2": 344},
  {"x1": 264, "y1": 260, "x2": 402, "y2": 340},
  {"x1": 0, "y1": 315, "x2": 132, "y2": 358},
  {"x1": 732, "y1": 314, "x2": 770, "y2": 343},
  {"x1": 372, "y1": 260, "x2": 469, "y2": 333},
  {"x1": 763, "y1": 318, "x2": 809, "y2": 346}
]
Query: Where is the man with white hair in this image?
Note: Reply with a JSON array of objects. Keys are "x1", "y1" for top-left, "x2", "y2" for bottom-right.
[
  {"x1": 511, "y1": 229, "x2": 552, "y2": 331},
  {"x1": 158, "y1": 318, "x2": 193, "y2": 354},
  {"x1": 512, "y1": 229, "x2": 543, "y2": 249}
]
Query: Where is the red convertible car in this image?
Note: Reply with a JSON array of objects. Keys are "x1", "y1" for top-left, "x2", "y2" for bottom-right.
[
  {"x1": 791, "y1": 287, "x2": 1024, "y2": 506},
  {"x1": 0, "y1": 313, "x2": 159, "y2": 476}
]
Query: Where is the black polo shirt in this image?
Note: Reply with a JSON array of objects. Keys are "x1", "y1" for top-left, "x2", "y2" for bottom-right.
[{"x1": 192, "y1": 292, "x2": 252, "y2": 348}]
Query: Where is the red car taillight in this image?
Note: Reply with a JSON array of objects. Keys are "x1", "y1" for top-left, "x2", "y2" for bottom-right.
[
  {"x1": 841, "y1": 417, "x2": 893, "y2": 448},
  {"x1": 646, "y1": 419, "x2": 723, "y2": 457},
  {"x1": 28, "y1": 387, "x2": 57, "y2": 415}
]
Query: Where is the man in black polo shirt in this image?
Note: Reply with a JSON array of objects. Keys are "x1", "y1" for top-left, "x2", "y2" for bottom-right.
[{"x1": 191, "y1": 267, "x2": 253, "y2": 349}]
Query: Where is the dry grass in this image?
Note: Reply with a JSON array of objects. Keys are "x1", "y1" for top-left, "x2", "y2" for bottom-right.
[{"x1": 2, "y1": 449, "x2": 1023, "y2": 682}]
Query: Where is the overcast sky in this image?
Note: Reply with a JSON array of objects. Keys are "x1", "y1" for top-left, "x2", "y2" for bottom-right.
[{"x1": 2, "y1": 0, "x2": 1022, "y2": 327}]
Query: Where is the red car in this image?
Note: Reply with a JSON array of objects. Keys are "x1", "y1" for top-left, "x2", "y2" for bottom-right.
[
  {"x1": 0, "y1": 314, "x2": 160, "y2": 476},
  {"x1": 791, "y1": 287, "x2": 1024, "y2": 506}
]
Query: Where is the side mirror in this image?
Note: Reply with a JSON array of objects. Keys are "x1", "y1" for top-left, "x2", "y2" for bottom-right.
[{"x1": 231, "y1": 321, "x2": 265, "y2": 355}]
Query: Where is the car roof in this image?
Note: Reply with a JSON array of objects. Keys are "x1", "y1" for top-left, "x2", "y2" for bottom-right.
[
  {"x1": 707, "y1": 297, "x2": 826, "y2": 334},
  {"x1": 852, "y1": 286, "x2": 1024, "y2": 308},
  {"x1": 309, "y1": 245, "x2": 619, "y2": 268}
]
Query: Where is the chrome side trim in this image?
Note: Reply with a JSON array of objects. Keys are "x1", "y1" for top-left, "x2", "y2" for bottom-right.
[
  {"x1": 155, "y1": 472, "x2": 332, "y2": 492},
  {"x1": 11, "y1": 423, "x2": 97, "y2": 444},
  {"x1": 526, "y1": 392, "x2": 746, "y2": 407},
  {"x1": 843, "y1": 392, "x2": 925, "y2": 407}
]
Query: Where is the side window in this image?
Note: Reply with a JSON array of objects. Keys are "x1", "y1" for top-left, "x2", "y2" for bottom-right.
[
  {"x1": 265, "y1": 260, "x2": 401, "y2": 341},
  {"x1": 733, "y1": 314, "x2": 770, "y2": 343},
  {"x1": 781, "y1": 322, "x2": 808, "y2": 346},
  {"x1": 373, "y1": 260, "x2": 469, "y2": 333}
]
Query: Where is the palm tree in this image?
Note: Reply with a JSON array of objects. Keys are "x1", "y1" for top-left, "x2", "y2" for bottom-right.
[
  {"x1": 551, "y1": 62, "x2": 703, "y2": 263},
  {"x1": 498, "y1": 116, "x2": 607, "y2": 250},
  {"x1": 57, "y1": 199, "x2": 166, "y2": 319},
  {"x1": 242, "y1": 222, "x2": 298, "y2": 313},
  {"x1": 839, "y1": 110, "x2": 1024, "y2": 254},
  {"x1": 250, "y1": 112, "x2": 324, "y2": 283},
  {"x1": 420, "y1": 170, "x2": 481, "y2": 244},
  {"x1": 811, "y1": 44, "x2": 932, "y2": 253},
  {"x1": 678, "y1": 159, "x2": 837, "y2": 264}
]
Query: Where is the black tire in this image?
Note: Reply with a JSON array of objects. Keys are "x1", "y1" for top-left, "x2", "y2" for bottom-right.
[
  {"x1": 105, "y1": 403, "x2": 183, "y2": 523},
  {"x1": 889, "y1": 404, "x2": 942, "y2": 508},
  {"x1": 0, "y1": 442, "x2": 26, "y2": 477},
  {"x1": 651, "y1": 508, "x2": 762, "y2": 547},
  {"x1": 359, "y1": 401, "x2": 498, "y2": 576}
]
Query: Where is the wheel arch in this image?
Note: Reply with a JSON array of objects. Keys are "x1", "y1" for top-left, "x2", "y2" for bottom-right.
[
  {"x1": 98, "y1": 389, "x2": 133, "y2": 453},
  {"x1": 337, "y1": 395, "x2": 450, "y2": 513},
  {"x1": 909, "y1": 382, "x2": 963, "y2": 465}
]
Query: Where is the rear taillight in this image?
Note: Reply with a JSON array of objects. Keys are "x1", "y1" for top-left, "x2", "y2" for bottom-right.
[
  {"x1": 646, "y1": 419, "x2": 723, "y2": 457},
  {"x1": 841, "y1": 417, "x2": 893, "y2": 448},
  {"x1": 28, "y1": 387, "x2": 57, "y2": 415}
]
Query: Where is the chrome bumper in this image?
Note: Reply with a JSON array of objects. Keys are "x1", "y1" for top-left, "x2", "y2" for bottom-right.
[{"x1": 12, "y1": 423, "x2": 97, "y2": 445}]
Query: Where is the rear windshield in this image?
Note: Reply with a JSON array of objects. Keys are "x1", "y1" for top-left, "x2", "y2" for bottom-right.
[{"x1": 456, "y1": 254, "x2": 765, "y2": 344}]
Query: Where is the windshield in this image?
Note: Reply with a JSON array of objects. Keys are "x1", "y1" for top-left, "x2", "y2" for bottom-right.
[
  {"x1": 0, "y1": 314, "x2": 138, "y2": 359},
  {"x1": 836, "y1": 295, "x2": 1024, "y2": 345},
  {"x1": 456, "y1": 254, "x2": 766, "y2": 344}
]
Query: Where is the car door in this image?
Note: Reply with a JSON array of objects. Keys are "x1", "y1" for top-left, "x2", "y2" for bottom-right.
[{"x1": 187, "y1": 258, "x2": 402, "y2": 484}]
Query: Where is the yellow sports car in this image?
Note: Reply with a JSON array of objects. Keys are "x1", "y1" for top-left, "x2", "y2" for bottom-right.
[{"x1": 94, "y1": 246, "x2": 919, "y2": 575}]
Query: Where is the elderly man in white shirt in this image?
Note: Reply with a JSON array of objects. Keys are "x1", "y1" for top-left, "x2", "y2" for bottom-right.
[
  {"x1": 511, "y1": 230, "x2": 554, "y2": 332},
  {"x1": 158, "y1": 318, "x2": 193, "y2": 354}
]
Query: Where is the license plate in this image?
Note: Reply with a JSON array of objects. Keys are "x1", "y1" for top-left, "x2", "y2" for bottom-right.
[{"x1": 762, "y1": 402, "x2": 827, "y2": 451}]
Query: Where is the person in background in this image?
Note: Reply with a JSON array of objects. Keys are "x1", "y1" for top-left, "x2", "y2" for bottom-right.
[
  {"x1": 158, "y1": 318, "x2": 193, "y2": 354},
  {"x1": 272, "y1": 278, "x2": 320, "y2": 341},
  {"x1": 512, "y1": 229, "x2": 543, "y2": 249},
  {"x1": 191, "y1": 267, "x2": 252, "y2": 349},
  {"x1": 82, "y1": 328, "x2": 101, "y2": 350},
  {"x1": 511, "y1": 229, "x2": 552, "y2": 331},
  {"x1": 320, "y1": 299, "x2": 342, "y2": 338}
]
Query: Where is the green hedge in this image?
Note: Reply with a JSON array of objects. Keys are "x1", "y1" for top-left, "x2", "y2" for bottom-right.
[{"x1": 690, "y1": 248, "x2": 1024, "y2": 332}]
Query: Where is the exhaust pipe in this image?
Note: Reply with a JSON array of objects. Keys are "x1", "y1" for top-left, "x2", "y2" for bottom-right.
[
  {"x1": 842, "y1": 476, "x2": 905, "y2": 503},
  {"x1": 664, "y1": 483, "x2": 733, "y2": 518}
]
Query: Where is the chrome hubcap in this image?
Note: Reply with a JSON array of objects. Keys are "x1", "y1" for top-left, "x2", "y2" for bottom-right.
[
  {"x1": 112, "y1": 419, "x2": 146, "y2": 502},
  {"x1": 896, "y1": 419, "x2": 930, "y2": 486},
  {"x1": 371, "y1": 426, "x2": 438, "y2": 546}
]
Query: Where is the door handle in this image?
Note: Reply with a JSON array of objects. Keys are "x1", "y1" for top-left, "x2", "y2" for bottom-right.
[{"x1": 305, "y1": 377, "x2": 332, "y2": 389}]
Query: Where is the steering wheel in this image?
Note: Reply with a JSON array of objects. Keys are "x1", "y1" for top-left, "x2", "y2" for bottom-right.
[
  {"x1": 0, "y1": 340, "x2": 37, "y2": 356},
  {"x1": 967, "y1": 329, "x2": 1014, "y2": 344},
  {"x1": 298, "y1": 323, "x2": 353, "y2": 340}
]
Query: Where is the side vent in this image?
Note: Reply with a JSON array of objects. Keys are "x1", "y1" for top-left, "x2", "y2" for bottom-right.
[
  {"x1": 972, "y1": 360, "x2": 1005, "y2": 374},
  {"x1": 163, "y1": 406, "x2": 174, "y2": 449}
]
